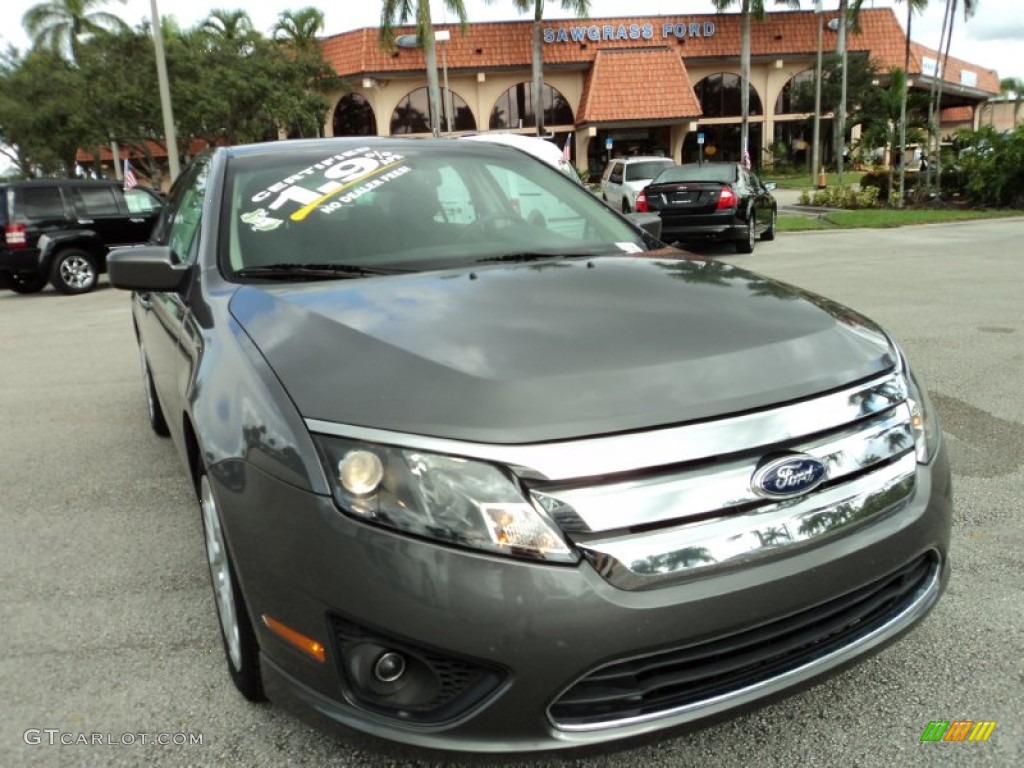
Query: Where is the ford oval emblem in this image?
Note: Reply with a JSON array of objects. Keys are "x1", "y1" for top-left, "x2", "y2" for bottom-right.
[{"x1": 752, "y1": 455, "x2": 828, "y2": 499}]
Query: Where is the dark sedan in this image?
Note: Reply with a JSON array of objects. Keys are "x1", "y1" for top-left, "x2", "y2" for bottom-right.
[
  {"x1": 637, "y1": 162, "x2": 778, "y2": 253},
  {"x1": 107, "y1": 138, "x2": 950, "y2": 752}
]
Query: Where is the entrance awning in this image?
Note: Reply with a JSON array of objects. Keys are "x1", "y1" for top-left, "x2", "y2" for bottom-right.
[{"x1": 577, "y1": 48, "x2": 702, "y2": 126}]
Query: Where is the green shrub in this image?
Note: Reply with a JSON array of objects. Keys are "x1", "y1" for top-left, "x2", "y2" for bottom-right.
[{"x1": 804, "y1": 184, "x2": 879, "y2": 209}]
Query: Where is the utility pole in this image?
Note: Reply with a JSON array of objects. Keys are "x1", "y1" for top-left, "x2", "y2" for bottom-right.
[{"x1": 150, "y1": 0, "x2": 180, "y2": 181}]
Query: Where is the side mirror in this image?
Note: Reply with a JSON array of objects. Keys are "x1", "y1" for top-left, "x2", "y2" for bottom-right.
[
  {"x1": 107, "y1": 245, "x2": 190, "y2": 292},
  {"x1": 764, "y1": 181, "x2": 778, "y2": 191},
  {"x1": 626, "y1": 212, "x2": 663, "y2": 241}
]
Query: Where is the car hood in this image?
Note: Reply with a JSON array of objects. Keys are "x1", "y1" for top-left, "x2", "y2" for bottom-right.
[{"x1": 228, "y1": 255, "x2": 896, "y2": 444}]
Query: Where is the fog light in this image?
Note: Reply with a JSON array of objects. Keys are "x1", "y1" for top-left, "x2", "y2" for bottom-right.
[
  {"x1": 373, "y1": 651, "x2": 407, "y2": 683},
  {"x1": 338, "y1": 450, "x2": 383, "y2": 495}
]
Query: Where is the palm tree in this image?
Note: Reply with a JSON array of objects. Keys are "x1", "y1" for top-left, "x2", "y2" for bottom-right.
[
  {"x1": 200, "y1": 8, "x2": 255, "y2": 49},
  {"x1": 273, "y1": 7, "x2": 325, "y2": 53},
  {"x1": 893, "y1": 0, "x2": 929, "y2": 207},
  {"x1": 999, "y1": 76, "x2": 1024, "y2": 126},
  {"x1": 494, "y1": 1, "x2": 590, "y2": 137},
  {"x1": 22, "y1": 0, "x2": 128, "y2": 63},
  {"x1": 929, "y1": 0, "x2": 977, "y2": 194},
  {"x1": 380, "y1": 1, "x2": 469, "y2": 138},
  {"x1": 712, "y1": 2, "x2": 800, "y2": 169}
]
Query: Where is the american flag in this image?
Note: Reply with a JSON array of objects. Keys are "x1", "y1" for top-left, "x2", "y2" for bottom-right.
[
  {"x1": 562, "y1": 133, "x2": 573, "y2": 163},
  {"x1": 123, "y1": 159, "x2": 138, "y2": 191}
]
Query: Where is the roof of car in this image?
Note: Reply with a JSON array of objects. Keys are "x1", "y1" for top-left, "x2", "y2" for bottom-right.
[
  {"x1": 221, "y1": 137, "x2": 512, "y2": 159},
  {"x1": 2, "y1": 178, "x2": 121, "y2": 187}
]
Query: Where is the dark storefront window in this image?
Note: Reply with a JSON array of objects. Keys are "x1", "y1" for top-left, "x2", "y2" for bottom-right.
[
  {"x1": 774, "y1": 70, "x2": 816, "y2": 114},
  {"x1": 490, "y1": 82, "x2": 574, "y2": 130},
  {"x1": 390, "y1": 87, "x2": 476, "y2": 134},
  {"x1": 694, "y1": 73, "x2": 763, "y2": 117},
  {"x1": 682, "y1": 124, "x2": 764, "y2": 167},
  {"x1": 333, "y1": 93, "x2": 377, "y2": 137}
]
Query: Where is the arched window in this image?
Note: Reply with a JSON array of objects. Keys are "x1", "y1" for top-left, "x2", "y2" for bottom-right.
[
  {"x1": 693, "y1": 73, "x2": 763, "y2": 118},
  {"x1": 489, "y1": 82, "x2": 574, "y2": 130},
  {"x1": 332, "y1": 93, "x2": 377, "y2": 137},
  {"x1": 389, "y1": 87, "x2": 476, "y2": 135},
  {"x1": 774, "y1": 70, "x2": 816, "y2": 115}
]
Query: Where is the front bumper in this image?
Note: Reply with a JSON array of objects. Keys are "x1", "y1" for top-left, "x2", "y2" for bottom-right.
[{"x1": 210, "y1": 443, "x2": 951, "y2": 752}]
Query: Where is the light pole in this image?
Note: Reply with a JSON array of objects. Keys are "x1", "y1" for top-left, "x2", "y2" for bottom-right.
[
  {"x1": 812, "y1": 0, "x2": 825, "y2": 187},
  {"x1": 149, "y1": 0, "x2": 179, "y2": 181}
]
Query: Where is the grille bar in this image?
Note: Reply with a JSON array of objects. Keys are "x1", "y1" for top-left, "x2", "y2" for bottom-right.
[{"x1": 549, "y1": 552, "x2": 937, "y2": 728}]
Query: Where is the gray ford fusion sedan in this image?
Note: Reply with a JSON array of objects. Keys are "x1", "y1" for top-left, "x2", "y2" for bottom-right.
[{"x1": 108, "y1": 138, "x2": 951, "y2": 752}]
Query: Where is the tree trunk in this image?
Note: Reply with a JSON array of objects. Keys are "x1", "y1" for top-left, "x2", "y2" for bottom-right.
[
  {"x1": 740, "y1": 2, "x2": 751, "y2": 164},
  {"x1": 897, "y1": 5, "x2": 912, "y2": 208},
  {"x1": 417, "y1": 2, "x2": 442, "y2": 137},
  {"x1": 836, "y1": 0, "x2": 848, "y2": 185},
  {"x1": 533, "y1": 18, "x2": 544, "y2": 136},
  {"x1": 934, "y1": 0, "x2": 958, "y2": 197},
  {"x1": 926, "y1": 0, "x2": 953, "y2": 191}
]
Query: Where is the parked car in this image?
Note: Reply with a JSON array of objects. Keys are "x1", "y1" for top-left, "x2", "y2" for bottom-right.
[
  {"x1": 460, "y1": 132, "x2": 583, "y2": 184},
  {"x1": 109, "y1": 137, "x2": 950, "y2": 753},
  {"x1": 0, "y1": 178, "x2": 164, "y2": 294},
  {"x1": 637, "y1": 162, "x2": 778, "y2": 253},
  {"x1": 600, "y1": 156, "x2": 674, "y2": 213}
]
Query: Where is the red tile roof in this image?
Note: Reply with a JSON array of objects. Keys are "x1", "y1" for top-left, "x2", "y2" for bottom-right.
[
  {"x1": 77, "y1": 138, "x2": 214, "y2": 163},
  {"x1": 941, "y1": 105, "x2": 974, "y2": 122},
  {"x1": 318, "y1": 8, "x2": 1000, "y2": 95},
  {"x1": 577, "y1": 48, "x2": 700, "y2": 124}
]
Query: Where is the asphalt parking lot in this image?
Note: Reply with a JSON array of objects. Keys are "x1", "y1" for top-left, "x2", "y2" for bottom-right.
[{"x1": 2, "y1": 218, "x2": 1022, "y2": 767}]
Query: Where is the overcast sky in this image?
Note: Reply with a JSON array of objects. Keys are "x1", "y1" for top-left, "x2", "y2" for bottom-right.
[{"x1": 2, "y1": 0, "x2": 1021, "y2": 82}]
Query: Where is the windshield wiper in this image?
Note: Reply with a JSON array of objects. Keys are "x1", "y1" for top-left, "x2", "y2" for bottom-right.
[
  {"x1": 475, "y1": 250, "x2": 609, "y2": 264},
  {"x1": 235, "y1": 262, "x2": 407, "y2": 280}
]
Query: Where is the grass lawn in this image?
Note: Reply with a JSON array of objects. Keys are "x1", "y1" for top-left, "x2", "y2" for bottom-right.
[
  {"x1": 764, "y1": 172, "x2": 865, "y2": 189},
  {"x1": 778, "y1": 208, "x2": 1019, "y2": 231},
  {"x1": 777, "y1": 215, "x2": 831, "y2": 232}
]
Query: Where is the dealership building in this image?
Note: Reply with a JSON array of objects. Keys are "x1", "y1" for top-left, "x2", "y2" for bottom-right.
[{"x1": 318, "y1": 7, "x2": 1000, "y2": 177}]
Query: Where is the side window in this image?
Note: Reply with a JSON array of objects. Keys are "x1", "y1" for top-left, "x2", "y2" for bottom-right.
[
  {"x1": 162, "y1": 162, "x2": 209, "y2": 263},
  {"x1": 20, "y1": 186, "x2": 65, "y2": 219},
  {"x1": 71, "y1": 186, "x2": 120, "y2": 216},
  {"x1": 609, "y1": 163, "x2": 624, "y2": 183},
  {"x1": 123, "y1": 188, "x2": 163, "y2": 214}
]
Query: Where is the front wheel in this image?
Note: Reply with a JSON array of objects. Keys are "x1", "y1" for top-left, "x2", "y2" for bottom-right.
[
  {"x1": 621, "y1": 197, "x2": 631, "y2": 214},
  {"x1": 199, "y1": 472, "x2": 266, "y2": 702},
  {"x1": 735, "y1": 215, "x2": 756, "y2": 254},
  {"x1": 138, "y1": 345, "x2": 170, "y2": 437},
  {"x1": 50, "y1": 249, "x2": 98, "y2": 294}
]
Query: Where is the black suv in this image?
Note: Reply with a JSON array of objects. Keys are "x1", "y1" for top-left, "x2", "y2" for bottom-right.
[{"x1": 1, "y1": 179, "x2": 164, "y2": 294}]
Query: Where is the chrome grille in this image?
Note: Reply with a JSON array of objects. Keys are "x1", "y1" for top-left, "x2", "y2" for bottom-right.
[{"x1": 523, "y1": 373, "x2": 917, "y2": 589}]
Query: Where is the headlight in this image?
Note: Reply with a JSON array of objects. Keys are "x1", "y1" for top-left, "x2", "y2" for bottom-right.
[
  {"x1": 900, "y1": 354, "x2": 941, "y2": 464},
  {"x1": 313, "y1": 436, "x2": 576, "y2": 563}
]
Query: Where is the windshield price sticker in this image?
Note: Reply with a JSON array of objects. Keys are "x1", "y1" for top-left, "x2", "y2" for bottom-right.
[{"x1": 243, "y1": 148, "x2": 410, "y2": 226}]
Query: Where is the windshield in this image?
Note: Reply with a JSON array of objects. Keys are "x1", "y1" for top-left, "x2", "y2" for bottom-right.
[
  {"x1": 624, "y1": 161, "x2": 673, "y2": 182},
  {"x1": 224, "y1": 143, "x2": 651, "y2": 277},
  {"x1": 654, "y1": 164, "x2": 736, "y2": 184}
]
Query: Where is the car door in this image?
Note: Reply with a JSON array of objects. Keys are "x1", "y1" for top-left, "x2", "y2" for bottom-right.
[
  {"x1": 68, "y1": 185, "x2": 132, "y2": 246},
  {"x1": 746, "y1": 170, "x2": 773, "y2": 234},
  {"x1": 603, "y1": 162, "x2": 625, "y2": 206},
  {"x1": 121, "y1": 187, "x2": 165, "y2": 243},
  {"x1": 135, "y1": 161, "x2": 209, "y2": 440}
]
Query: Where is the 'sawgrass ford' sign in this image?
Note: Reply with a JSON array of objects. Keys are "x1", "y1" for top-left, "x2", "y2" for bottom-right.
[{"x1": 543, "y1": 21, "x2": 716, "y2": 44}]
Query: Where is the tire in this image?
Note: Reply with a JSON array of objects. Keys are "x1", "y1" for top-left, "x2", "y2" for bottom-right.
[
  {"x1": 50, "y1": 248, "x2": 98, "y2": 294},
  {"x1": 138, "y1": 345, "x2": 170, "y2": 437},
  {"x1": 9, "y1": 272, "x2": 47, "y2": 294},
  {"x1": 199, "y1": 471, "x2": 266, "y2": 702},
  {"x1": 761, "y1": 208, "x2": 777, "y2": 241},
  {"x1": 735, "y1": 215, "x2": 756, "y2": 254},
  {"x1": 622, "y1": 197, "x2": 631, "y2": 214}
]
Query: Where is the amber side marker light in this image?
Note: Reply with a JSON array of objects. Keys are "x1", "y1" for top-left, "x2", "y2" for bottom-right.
[{"x1": 262, "y1": 614, "x2": 326, "y2": 663}]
